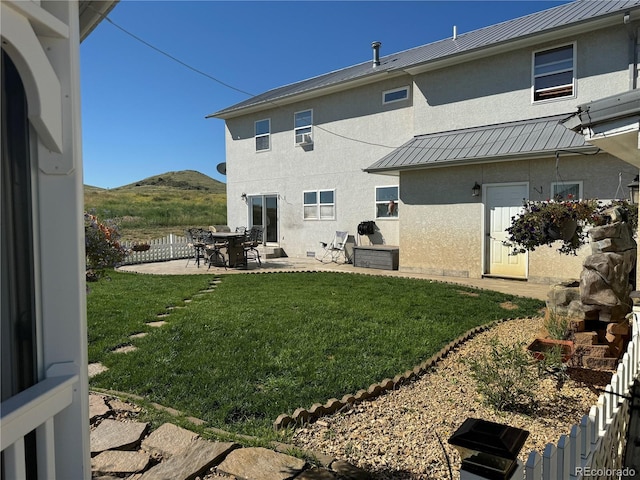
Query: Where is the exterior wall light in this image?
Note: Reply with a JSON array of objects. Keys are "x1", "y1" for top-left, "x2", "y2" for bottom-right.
[
  {"x1": 448, "y1": 418, "x2": 529, "y2": 480},
  {"x1": 628, "y1": 175, "x2": 639, "y2": 204},
  {"x1": 241, "y1": 193, "x2": 247, "y2": 202},
  {"x1": 472, "y1": 182, "x2": 481, "y2": 197}
]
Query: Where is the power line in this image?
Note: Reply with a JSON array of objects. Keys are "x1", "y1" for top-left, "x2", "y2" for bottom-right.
[{"x1": 88, "y1": 6, "x2": 597, "y2": 158}]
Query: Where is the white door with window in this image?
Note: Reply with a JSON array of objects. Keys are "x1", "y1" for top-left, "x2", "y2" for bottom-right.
[{"x1": 485, "y1": 184, "x2": 528, "y2": 278}]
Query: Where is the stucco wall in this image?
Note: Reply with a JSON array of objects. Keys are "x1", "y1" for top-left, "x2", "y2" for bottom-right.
[
  {"x1": 412, "y1": 25, "x2": 633, "y2": 133},
  {"x1": 399, "y1": 153, "x2": 638, "y2": 283},
  {"x1": 224, "y1": 76, "x2": 413, "y2": 257}
]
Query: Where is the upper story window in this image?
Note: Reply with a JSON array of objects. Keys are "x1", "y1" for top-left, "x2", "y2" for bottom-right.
[
  {"x1": 533, "y1": 44, "x2": 575, "y2": 102},
  {"x1": 294, "y1": 109, "x2": 313, "y2": 145},
  {"x1": 383, "y1": 86, "x2": 409, "y2": 104},
  {"x1": 255, "y1": 119, "x2": 270, "y2": 151},
  {"x1": 304, "y1": 189, "x2": 335, "y2": 220},
  {"x1": 551, "y1": 181, "x2": 582, "y2": 200},
  {"x1": 375, "y1": 186, "x2": 399, "y2": 218}
]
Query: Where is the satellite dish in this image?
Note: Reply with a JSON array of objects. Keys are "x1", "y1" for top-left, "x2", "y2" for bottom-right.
[{"x1": 216, "y1": 162, "x2": 227, "y2": 175}]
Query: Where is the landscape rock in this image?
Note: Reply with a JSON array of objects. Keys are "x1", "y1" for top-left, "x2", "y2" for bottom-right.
[
  {"x1": 90, "y1": 419, "x2": 149, "y2": 453},
  {"x1": 138, "y1": 439, "x2": 237, "y2": 480},
  {"x1": 91, "y1": 450, "x2": 151, "y2": 475},
  {"x1": 89, "y1": 394, "x2": 110, "y2": 421},
  {"x1": 216, "y1": 447, "x2": 306, "y2": 480},
  {"x1": 141, "y1": 423, "x2": 199, "y2": 458}
]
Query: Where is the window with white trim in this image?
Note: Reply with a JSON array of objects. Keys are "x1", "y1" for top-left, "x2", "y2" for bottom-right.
[
  {"x1": 533, "y1": 44, "x2": 575, "y2": 102},
  {"x1": 294, "y1": 109, "x2": 312, "y2": 145},
  {"x1": 383, "y1": 86, "x2": 409, "y2": 104},
  {"x1": 303, "y1": 189, "x2": 334, "y2": 220},
  {"x1": 375, "y1": 186, "x2": 399, "y2": 218},
  {"x1": 255, "y1": 118, "x2": 270, "y2": 151},
  {"x1": 551, "y1": 181, "x2": 582, "y2": 200}
]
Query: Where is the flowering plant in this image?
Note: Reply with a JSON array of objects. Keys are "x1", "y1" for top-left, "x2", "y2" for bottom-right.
[
  {"x1": 505, "y1": 197, "x2": 637, "y2": 256},
  {"x1": 85, "y1": 212, "x2": 129, "y2": 281}
]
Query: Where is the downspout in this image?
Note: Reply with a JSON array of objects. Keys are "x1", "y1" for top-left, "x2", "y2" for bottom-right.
[{"x1": 624, "y1": 11, "x2": 638, "y2": 89}]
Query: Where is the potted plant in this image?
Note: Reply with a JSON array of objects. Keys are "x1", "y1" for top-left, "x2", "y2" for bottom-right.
[{"x1": 504, "y1": 197, "x2": 637, "y2": 256}]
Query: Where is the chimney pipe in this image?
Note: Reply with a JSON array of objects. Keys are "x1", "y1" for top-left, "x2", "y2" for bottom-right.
[{"x1": 372, "y1": 41, "x2": 381, "y2": 67}]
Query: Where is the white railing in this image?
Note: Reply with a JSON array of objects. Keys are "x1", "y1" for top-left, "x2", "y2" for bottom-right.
[
  {"x1": 0, "y1": 367, "x2": 78, "y2": 478},
  {"x1": 122, "y1": 233, "x2": 192, "y2": 265},
  {"x1": 523, "y1": 312, "x2": 640, "y2": 480}
]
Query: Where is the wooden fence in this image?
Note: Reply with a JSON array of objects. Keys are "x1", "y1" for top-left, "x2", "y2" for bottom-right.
[
  {"x1": 121, "y1": 234, "x2": 192, "y2": 265},
  {"x1": 523, "y1": 311, "x2": 640, "y2": 480}
]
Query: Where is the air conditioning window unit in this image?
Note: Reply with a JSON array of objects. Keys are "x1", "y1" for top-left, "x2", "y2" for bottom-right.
[{"x1": 296, "y1": 133, "x2": 313, "y2": 145}]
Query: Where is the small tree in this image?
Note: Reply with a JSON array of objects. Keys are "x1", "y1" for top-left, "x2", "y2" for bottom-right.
[{"x1": 84, "y1": 212, "x2": 129, "y2": 281}]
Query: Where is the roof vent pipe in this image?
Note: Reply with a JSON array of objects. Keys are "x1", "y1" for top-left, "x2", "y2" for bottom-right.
[
  {"x1": 372, "y1": 41, "x2": 381, "y2": 67},
  {"x1": 453, "y1": 25, "x2": 457, "y2": 40}
]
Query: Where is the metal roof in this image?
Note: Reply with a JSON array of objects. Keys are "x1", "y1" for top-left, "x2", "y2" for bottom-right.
[
  {"x1": 364, "y1": 114, "x2": 594, "y2": 173},
  {"x1": 211, "y1": 0, "x2": 640, "y2": 118}
]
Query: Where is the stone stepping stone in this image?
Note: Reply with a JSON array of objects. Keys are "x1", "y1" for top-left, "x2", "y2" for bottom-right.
[
  {"x1": 130, "y1": 332, "x2": 148, "y2": 340},
  {"x1": 88, "y1": 363, "x2": 108, "y2": 378},
  {"x1": 201, "y1": 289, "x2": 216, "y2": 293},
  {"x1": 89, "y1": 394, "x2": 110, "y2": 421},
  {"x1": 90, "y1": 419, "x2": 148, "y2": 454},
  {"x1": 112, "y1": 345, "x2": 137, "y2": 354},
  {"x1": 138, "y1": 439, "x2": 237, "y2": 480},
  {"x1": 91, "y1": 450, "x2": 151, "y2": 475},
  {"x1": 142, "y1": 423, "x2": 199, "y2": 458},
  {"x1": 157, "y1": 313, "x2": 170, "y2": 318},
  {"x1": 217, "y1": 447, "x2": 306, "y2": 480},
  {"x1": 146, "y1": 321, "x2": 166, "y2": 328}
]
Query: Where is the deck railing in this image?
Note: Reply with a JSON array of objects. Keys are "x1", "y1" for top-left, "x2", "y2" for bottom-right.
[
  {"x1": 0, "y1": 364, "x2": 78, "y2": 478},
  {"x1": 523, "y1": 311, "x2": 640, "y2": 480}
]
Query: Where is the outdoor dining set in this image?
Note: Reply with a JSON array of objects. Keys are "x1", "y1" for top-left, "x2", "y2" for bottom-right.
[{"x1": 185, "y1": 226, "x2": 262, "y2": 269}]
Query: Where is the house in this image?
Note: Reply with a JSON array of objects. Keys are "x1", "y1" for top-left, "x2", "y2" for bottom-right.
[
  {"x1": 210, "y1": 0, "x2": 640, "y2": 284},
  {"x1": 1, "y1": 1, "x2": 117, "y2": 478}
]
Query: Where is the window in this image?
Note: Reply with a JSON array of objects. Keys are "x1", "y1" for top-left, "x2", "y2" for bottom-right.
[
  {"x1": 551, "y1": 181, "x2": 582, "y2": 200},
  {"x1": 533, "y1": 44, "x2": 575, "y2": 102},
  {"x1": 304, "y1": 189, "x2": 335, "y2": 220},
  {"x1": 376, "y1": 186, "x2": 399, "y2": 218},
  {"x1": 255, "y1": 119, "x2": 270, "y2": 151},
  {"x1": 383, "y1": 86, "x2": 409, "y2": 104},
  {"x1": 294, "y1": 109, "x2": 312, "y2": 145}
]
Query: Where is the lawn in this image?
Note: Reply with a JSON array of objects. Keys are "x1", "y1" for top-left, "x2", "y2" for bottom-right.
[{"x1": 87, "y1": 271, "x2": 544, "y2": 437}]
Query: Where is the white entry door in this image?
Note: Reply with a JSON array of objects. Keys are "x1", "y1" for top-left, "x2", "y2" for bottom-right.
[{"x1": 485, "y1": 184, "x2": 528, "y2": 278}]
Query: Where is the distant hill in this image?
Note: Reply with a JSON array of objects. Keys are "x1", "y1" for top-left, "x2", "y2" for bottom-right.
[{"x1": 115, "y1": 170, "x2": 225, "y2": 193}]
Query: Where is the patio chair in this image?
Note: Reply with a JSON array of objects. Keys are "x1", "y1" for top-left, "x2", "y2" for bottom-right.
[
  {"x1": 316, "y1": 231, "x2": 349, "y2": 264},
  {"x1": 243, "y1": 226, "x2": 263, "y2": 266},
  {"x1": 185, "y1": 228, "x2": 207, "y2": 267},
  {"x1": 203, "y1": 231, "x2": 228, "y2": 270}
]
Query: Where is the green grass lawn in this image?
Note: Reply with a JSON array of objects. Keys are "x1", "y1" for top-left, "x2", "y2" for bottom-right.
[{"x1": 88, "y1": 271, "x2": 544, "y2": 437}]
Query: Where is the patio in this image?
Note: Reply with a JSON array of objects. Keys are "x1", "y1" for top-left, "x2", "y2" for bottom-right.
[{"x1": 118, "y1": 257, "x2": 550, "y2": 301}]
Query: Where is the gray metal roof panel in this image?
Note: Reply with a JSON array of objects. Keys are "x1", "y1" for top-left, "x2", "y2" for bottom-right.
[
  {"x1": 211, "y1": 0, "x2": 640, "y2": 118},
  {"x1": 365, "y1": 114, "x2": 591, "y2": 172}
]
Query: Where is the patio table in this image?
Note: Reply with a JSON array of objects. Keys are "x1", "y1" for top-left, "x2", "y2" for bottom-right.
[{"x1": 206, "y1": 232, "x2": 248, "y2": 268}]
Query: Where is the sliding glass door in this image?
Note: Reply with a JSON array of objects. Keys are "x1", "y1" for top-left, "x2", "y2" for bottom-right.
[{"x1": 249, "y1": 194, "x2": 278, "y2": 243}]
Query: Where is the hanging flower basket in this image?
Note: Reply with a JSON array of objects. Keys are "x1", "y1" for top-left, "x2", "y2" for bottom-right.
[{"x1": 504, "y1": 199, "x2": 637, "y2": 256}]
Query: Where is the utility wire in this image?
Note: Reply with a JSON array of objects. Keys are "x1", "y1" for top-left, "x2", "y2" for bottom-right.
[{"x1": 89, "y1": 6, "x2": 604, "y2": 157}]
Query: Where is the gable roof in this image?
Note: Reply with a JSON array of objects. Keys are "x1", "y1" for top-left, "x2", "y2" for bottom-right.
[
  {"x1": 211, "y1": 0, "x2": 640, "y2": 119},
  {"x1": 364, "y1": 114, "x2": 594, "y2": 174}
]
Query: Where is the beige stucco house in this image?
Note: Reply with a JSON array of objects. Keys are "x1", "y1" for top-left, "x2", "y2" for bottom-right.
[
  {"x1": 210, "y1": 0, "x2": 640, "y2": 284},
  {"x1": 1, "y1": 1, "x2": 117, "y2": 477}
]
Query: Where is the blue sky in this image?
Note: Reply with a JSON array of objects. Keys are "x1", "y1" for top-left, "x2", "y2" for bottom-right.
[{"x1": 80, "y1": 0, "x2": 570, "y2": 188}]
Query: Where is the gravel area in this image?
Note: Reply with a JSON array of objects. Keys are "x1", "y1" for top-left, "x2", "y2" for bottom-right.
[{"x1": 292, "y1": 317, "x2": 614, "y2": 479}]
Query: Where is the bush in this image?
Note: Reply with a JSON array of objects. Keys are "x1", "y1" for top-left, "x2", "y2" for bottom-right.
[
  {"x1": 85, "y1": 212, "x2": 129, "y2": 280},
  {"x1": 465, "y1": 337, "x2": 538, "y2": 411}
]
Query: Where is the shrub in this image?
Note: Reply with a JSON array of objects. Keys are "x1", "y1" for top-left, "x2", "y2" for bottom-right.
[
  {"x1": 543, "y1": 309, "x2": 571, "y2": 340},
  {"x1": 465, "y1": 337, "x2": 538, "y2": 411},
  {"x1": 85, "y1": 212, "x2": 129, "y2": 280}
]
